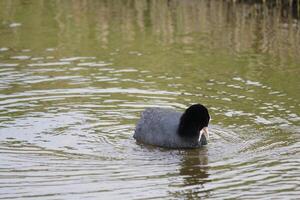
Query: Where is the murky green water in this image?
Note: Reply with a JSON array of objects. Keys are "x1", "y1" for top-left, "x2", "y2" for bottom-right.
[{"x1": 0, "y1": 0, "x2": 299, "y2": 199}]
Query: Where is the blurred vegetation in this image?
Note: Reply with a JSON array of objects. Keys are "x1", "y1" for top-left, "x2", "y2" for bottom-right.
[
  {"x1": 0, "y1": 0, "x2": 299, "y2": 128},
  {"x1": 0, "y1": 0, "x2": 299, "y2": 61},
  {"x1": 0, "y1": 0, "x2": 299, "y2": 98}
]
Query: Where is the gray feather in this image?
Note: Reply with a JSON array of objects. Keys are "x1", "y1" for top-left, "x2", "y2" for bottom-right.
[{"x1": 134, "y1": 108, "x2": 201, "y2": 148}]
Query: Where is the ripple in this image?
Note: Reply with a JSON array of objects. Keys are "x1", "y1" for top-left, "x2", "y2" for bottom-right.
[
  {"x1": 27, "y1": 62, "x2": 71, "y2": 67},
  {"x1": 10, "y1": 56, "x2": 31, "y2": 60},
  {"x1": 0, "y1": 63, "x2": 19, "y2": 67},
  {"x1": 0, "y1": 47, "x2": 9, "y2": 52},
  {"x1": 9, "y1": 22, "x2": 22, "y2": 28},
  {"x1": 59, "y1": 57, "x2": 96, "y2": 62},
  {"x1": 0, "y1": 45, "x2": 299, "y2": 200},
  {"x1": 77, "y1": 62, "x2": 112, "y2": 67}
]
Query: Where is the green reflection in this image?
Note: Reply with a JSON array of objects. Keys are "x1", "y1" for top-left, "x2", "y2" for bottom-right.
[{"x1": 1, "y1": 0, "x2": 299, "y2": 96}]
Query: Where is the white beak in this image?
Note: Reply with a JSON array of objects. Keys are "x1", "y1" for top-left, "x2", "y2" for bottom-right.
[{"x1": 200, "y1": 127, "x2": 209, "y2": 140}]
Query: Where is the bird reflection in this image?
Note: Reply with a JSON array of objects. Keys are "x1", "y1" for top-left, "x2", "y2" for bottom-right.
[
  {"x1": 170, "y1": 148, "x2": 210, "y2": 199},
  {"x1": 179, "y1": 148, "x2": 209, "y2": 186}
]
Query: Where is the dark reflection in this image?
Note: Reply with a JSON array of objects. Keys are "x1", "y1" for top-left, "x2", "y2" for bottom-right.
[
  {"x1": 0, "y1": 0, "x2": 299, "y2": 62},
  {"x1": 235, "y1": 0, "x2": 299, "y2": 19},
  {"x1": 180, "y1": 149, "x2": 209, "y2": 186},
  {"x1": 170, "y1": 148, "x2": 210, "y2": 199}
]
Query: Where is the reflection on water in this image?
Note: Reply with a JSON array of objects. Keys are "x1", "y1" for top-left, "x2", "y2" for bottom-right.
[
  {"x1": 0, "y1": 0, "x2": 300, "y2": 199},
  {"x1": 171, "y1": 149, "x2": 210, "y2": 199},
  {"x1": 179, "y1": 150, "x2": 209, "y2": 187}
]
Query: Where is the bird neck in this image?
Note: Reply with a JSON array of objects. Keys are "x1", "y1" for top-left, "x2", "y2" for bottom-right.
[{"x1": 178, "y1": 121, "x2": 201, "y2": 139}]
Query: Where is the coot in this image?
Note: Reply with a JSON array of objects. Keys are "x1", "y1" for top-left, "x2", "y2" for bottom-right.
[{"x1": 134, "y1": 104, "x2": 210, "y2": 148}]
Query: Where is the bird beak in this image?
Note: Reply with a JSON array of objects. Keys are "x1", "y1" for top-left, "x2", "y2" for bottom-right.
[{"x1": 200, "y1": 127, "x2": 209, "y2": 140}]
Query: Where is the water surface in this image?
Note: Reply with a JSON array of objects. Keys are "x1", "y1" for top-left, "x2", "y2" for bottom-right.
[{"x1": 0, "y1": 0, "x2": 299, "y2": 199}]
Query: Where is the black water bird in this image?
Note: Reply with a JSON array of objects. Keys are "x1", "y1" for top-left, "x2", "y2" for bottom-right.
[{"x1": 134, "y1": 104, "x2": 210, "y2": 148}]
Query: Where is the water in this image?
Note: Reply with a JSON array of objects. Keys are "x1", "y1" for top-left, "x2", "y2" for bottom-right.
[{"x1": 0, "y1": 0, "x2": 299, "y2": 199}]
